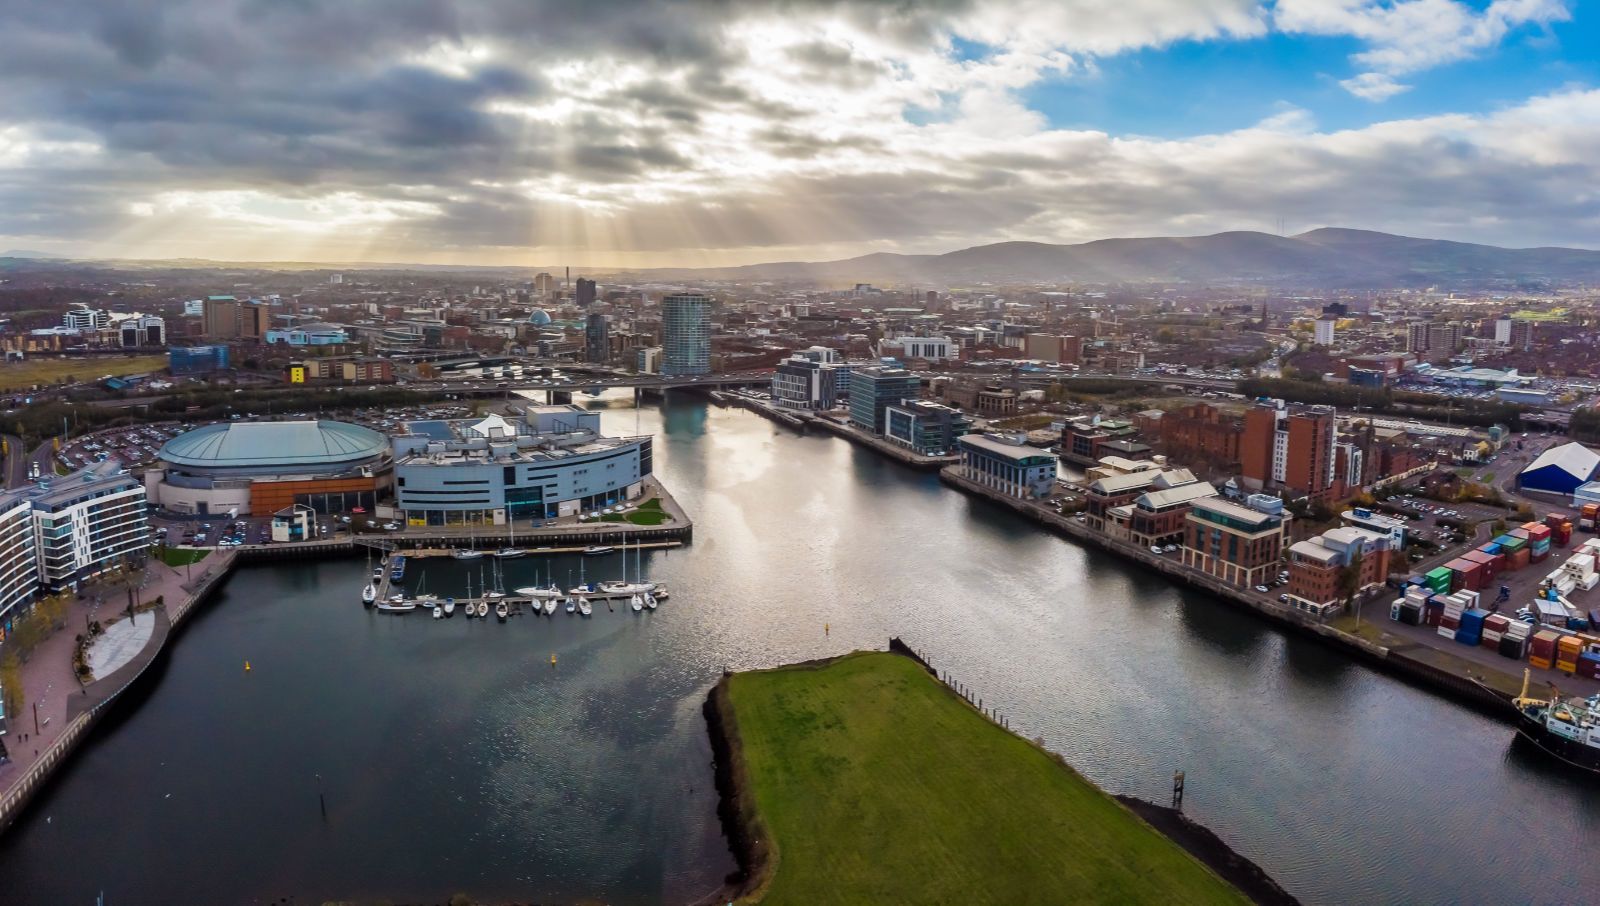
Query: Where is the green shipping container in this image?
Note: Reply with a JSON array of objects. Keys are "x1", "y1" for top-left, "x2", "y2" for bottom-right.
[
  {"x1": 1425, "y1": 567, "x2": 1454, "y2": 593},
  {"x1": 1500, "y1": 536, "x2": 1527, "y2": 553}
]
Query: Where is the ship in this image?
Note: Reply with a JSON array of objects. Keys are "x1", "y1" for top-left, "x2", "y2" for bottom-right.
[{"x1": 1513, "y1": 669, "x2": 1600, "y2": 774}]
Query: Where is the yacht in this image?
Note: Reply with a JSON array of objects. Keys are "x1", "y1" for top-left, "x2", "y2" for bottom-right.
[
  {"x1": 644, "y1": 591, "x2": 657, "y2": 611},
  {"x1": 578, "y1": 597, "x2": 592, "y2": 617},
  {"x1": 377, "y1": 598, "x2": 416, "y2": 614},
  {"x1": 630, "y1": 595, "x2": 643, "y2": 613},
  {"x1": 543, "y1": 598, "x2": 557, "y2": 616},
  {"x1": 495, "y1": 548, "x2": 524, "y2": 559},
  {"x1": 495, "y1": 601, "x2": 509, "y2": 621},
  {"x1": 453, "y1": 548, "x2": 485, "y2": 561},
  {"x1": 443, "y1": 599, "x2": 456, "y2": 617},
  {"x1": 432, "y1": 605, "x2": 443, "y2": 619},
  {"x1": 583, "y1": 545, "x2": 615, "y2": 556},
  {"x1": 564, "y1": 597, "x2": 576, "y2": 615},
  {"x1": 362, "y1": 583, "x2": 377, "y2": 606}
]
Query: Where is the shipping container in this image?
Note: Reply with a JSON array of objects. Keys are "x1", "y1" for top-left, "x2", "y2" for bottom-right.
[
  {"x1": 1400, "y1": 602, "x2": 1422, "y2": 626},
  {"x1": 1446, "y1": 558, "x2": 1483, "y2": 591},
  {"x1": 1546, "y1": 512, "x2": 1571, "y2": 531},
  {"x1": 1578, "y1": 652, "x2": 1600, "y2": 680},
  {"x1": 1530, "y1": 630, "x2": 1561, "y2": 660},
  {"x1": 1425, "y1": 567, "x2": 1453, "y2": 594},
  {"x1": 1511, "y1": 528, "x2": 1531, "y2": 541},
  {"x1": 1555, "y1": 522, "x2": 1572, "y2": 547},
  {"x1": 1423, "y1": 598, "x2": 1443, "y2": 627},
  {"x1": 1507, "y1": 547, "x2": 1531, "y2": 572},
  {"x1": 1500, "y1": 635, "x2": 1528, "y2": 659},
  {"x1": 1531, "y1": 655, "x2": 1554, "y2": 670}
]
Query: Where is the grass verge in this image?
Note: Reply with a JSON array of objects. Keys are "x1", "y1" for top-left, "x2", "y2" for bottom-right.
[
  {"x1": 600, "y1": 497, "x2": 671, "y2": 525},
  {"x1": 0, "y1": 354, "x2": 168, "y2": 393},
  {"x1": 157, "y1": 547, "x2": 210, "y2": 567},
  {"x1": 717, "y1": 651, "x2": 1250, "y2": 906}
]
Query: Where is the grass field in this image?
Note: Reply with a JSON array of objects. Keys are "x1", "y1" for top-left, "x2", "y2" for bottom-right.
[
  {"x1": 157, "y1": 547, "x2": 210, "y2": 567},
  {"x1": 0, "y1": 354, "x2": 168, "y2": 393},
  {"x1": 600, "y1": 498, "x2": 670, "y2": 525},
  {"x1": 724, "y1": 652, "x2": 1249, "y2": 905}
]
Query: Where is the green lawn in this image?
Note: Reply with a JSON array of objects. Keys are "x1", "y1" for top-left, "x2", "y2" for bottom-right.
[
  {"x1": 724, "y1": 652, "x2": 1249, "y2": 906},
  {"x1": 157, "y1": 547, "x2": 210, "y2": 567},
  {"x1": 599, "y1": 497, "x2": 671, "y2": 525}
]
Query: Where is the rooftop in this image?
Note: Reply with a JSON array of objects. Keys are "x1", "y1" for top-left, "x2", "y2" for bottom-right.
[{"x1": 160, "y1": 420, "x2": 389, "y2": 468}]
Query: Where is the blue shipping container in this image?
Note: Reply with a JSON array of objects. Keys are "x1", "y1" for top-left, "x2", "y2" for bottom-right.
[{"x1": 1455, "y1": 628, "x2": 1483, "y2": 646}]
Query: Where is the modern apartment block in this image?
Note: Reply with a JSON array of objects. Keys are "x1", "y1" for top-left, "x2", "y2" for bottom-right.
[
  {"x1": 0, "y1": 462, "x2": 151, "y2": 621},
  {"x1": 1285, "y1": 527, "x2": 1392, "y2": 617},
  {"x1": 772, "y1": 347, "x2": 851, "y2": 410},
  {"x1": 660, "y1": 293, "x2": 712, "y2": 376},
  {"x1": 1240, "y1": 400, "x2": 1337, "y2": 502},
  {"x1": 884, "y1": 400, "x2": 972, "y2": 455}
]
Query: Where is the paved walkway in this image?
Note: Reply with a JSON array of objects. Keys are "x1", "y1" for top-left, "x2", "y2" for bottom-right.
[
  {"x1": 85, "y1": 613, "x2": 155, "y2": 679},
  {"x1": 0, "y1": 553, "x2": 206, "y2": 786}
]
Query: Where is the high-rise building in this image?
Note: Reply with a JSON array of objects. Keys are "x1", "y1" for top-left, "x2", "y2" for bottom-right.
[
  {"x1": 62, "y1": 305, "x2": 109, "y2": 331},
  {"x1": 1241, "y1": 401, "x2": 1336, "y2": 501},
  {"x1": 120, "y1": 315, "x2": 165, "y2": 347},
  {"x1": 660, "y1": 293, "x2": 712, "y2": 376},
  {"x1": 1313, "y1": 317, "x2": 1337, "y2": 346},
  {"x1": 772, "y1": 347, "x2": 850, "y2": 410},
  {"x1": 23, "y1": 461, "x2": 149, "y2": 589},
  {"x1": 533, "y1": 272, "x2": 558, "y2": 296},
  {"x1": 575, "y1": 278, "x2": 597, "y2": 308},
  {"x1": 203, "y1": 295, "x2": 242, "y2": 339},
  {"x1": 240, "y1": 303, "x2": 268, "y2": 340},
  {"x1": 1493, "y1": 318, "x2": 1513, "y2": 344},
  {"x1": 585, "y1": 312, "x2": 610, "y2": 363},
  {"x1": 1407, "y1": 321, "x2": 1463, "y2": 360},
  {"x1": 848, "y1": 366, "x2": 921, "y2": 434},
  {"x1": 1509, "y1": 319, "x2": 1535, "y2": 352}
]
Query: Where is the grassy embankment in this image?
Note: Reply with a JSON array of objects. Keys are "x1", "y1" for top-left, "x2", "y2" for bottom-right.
[
  {"x1": 157, "y1": 547, "x2": 211, "y2": 567},
  {"x1": 718, "y1": 651, "x2": 1250, "y2": 905},
  {"x1": 0, "y1": 354, "x2": 168, "y2": 393}
]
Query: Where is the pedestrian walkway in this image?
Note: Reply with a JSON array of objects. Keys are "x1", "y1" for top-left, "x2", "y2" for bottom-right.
[{"x1": 85, "y1": 612, "x2": 155, "y2": 679}]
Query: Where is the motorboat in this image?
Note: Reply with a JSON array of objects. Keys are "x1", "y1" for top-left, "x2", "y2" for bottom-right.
[
  {"x1": 444, "y1": 599, "x2": 456, "y2": 617},
  {"x1": 578, "y1": 597, "x2": 592, "y2": 617},
  {"x1": 484, "y1": 587, "x2": 505, "y2": 600},
  {"x1": 516, "y1": 586, "x2": 562, "y2": 598},
  {"x1": 377, "y1": 598, "x2": 416, "y2": 613},
  {"x1": 495, "y1": 548, "x2": 524, "y2": 559},
  {"x1": 453, "y1": 548, "x2": 485, "y2": 560},
  {"x1": 583, "y1": 545, "x2": 615, "y2": 556},
  {"x1": 495, "y1": 600, "x2": 509, "y2": 621},
  {"x1": 362, "y1": 583, "x2": 377, "y2": 606},
  {"x1": 432, "y1": 606, "x2": 443, "y2": 619},
  {"x1": 477, "y1": 601, "x2": 490, "y2": 618},
  {"x1": 630, "y1": 595, "x2": 643, "y2": 613},
  {"x1": 568, "y1": 582, "x2": 602, "y2": 596},
  {"x1": 644, "y1": 591, "x2": 657, "y2": 611},
  {"x1": 564, "y1": 597, "x2": 576, "y2": 614},
  {"x1": 543, "y1": 599, "x2": 557, "y2": 616}
]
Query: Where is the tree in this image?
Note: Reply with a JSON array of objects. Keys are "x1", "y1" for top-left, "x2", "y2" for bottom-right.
[
  {"x1": 0, "y1": 653, "x2": 22, "y2": 721},
  {"x1": 1339, "y1": 547, "x2": 1366, "y2": 619}
]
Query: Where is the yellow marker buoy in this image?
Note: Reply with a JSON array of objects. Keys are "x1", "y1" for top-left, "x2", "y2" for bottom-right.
[
  {"x1": 825, "y1": 623, "x2": 830, "y2": 635},
  {"x1": 244, "y1": 660, "x2": 251, "y2": 672},
  {"x1": 550, "y1": 653, "x2": 557, "y2": 666}
]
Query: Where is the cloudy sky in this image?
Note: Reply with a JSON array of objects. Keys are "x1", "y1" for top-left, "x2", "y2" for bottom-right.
[{"x1": 1, "y1": 0, "x2": 1596, "y2": 267}]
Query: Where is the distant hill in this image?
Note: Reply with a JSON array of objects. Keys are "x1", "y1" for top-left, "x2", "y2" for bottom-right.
[
  {"x1": 0, "y1": 250, "x2": 62, "y2": 259},
  {"x1": 625, "y1": 228, "x2": 1600, "y2": 288}
]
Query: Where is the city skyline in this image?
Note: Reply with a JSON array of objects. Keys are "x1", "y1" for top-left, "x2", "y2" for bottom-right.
[{"x1": 1, "y1": 1, "x2": 1597, "y2": 267}]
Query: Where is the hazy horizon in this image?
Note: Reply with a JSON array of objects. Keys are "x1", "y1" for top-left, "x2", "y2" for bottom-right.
[{"x1": 3, "y1": 1, "x2": 1597, "y2": 268}]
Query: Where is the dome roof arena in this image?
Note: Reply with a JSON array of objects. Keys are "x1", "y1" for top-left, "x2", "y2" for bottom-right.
[
  {"x1": 528, "y1": 308, "x2": 553, "y2": 326},
  {"x1": 159, "y1": 420, "x2": 390, "y2": 473}
]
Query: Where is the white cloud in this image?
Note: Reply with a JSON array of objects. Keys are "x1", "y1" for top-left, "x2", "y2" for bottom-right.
[{"x1": 1277, "y1": 0, "x2": 1571, "y2": 101}]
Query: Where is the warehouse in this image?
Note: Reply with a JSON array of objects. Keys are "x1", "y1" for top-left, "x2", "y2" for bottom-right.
[
  {"x1": 1518, "y1": 442, "x2": 1600, "y2": 497},
  {"x1": 145, "y1": 420, "x2": 392, "y2": 515}
]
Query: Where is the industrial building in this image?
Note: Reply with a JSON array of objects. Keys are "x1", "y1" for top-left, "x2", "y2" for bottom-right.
[
  {"x1": 392, "y1": 406, "x2": 651, "y2": 526},
  {"x1": 1519, "y1": 443, "x2": 1600, "y2": 497},
  {"x1": 146, "y1": 420, "x2": 392, "y2": 515}
]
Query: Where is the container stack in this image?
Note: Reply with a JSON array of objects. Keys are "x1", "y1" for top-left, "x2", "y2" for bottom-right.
[
  {"x1": 1425, "y1": 567, "x2": 1453, "y2": 595},
  {"x1": 1477, "y1": 542, "x2": 1506, "y2": 573},
  {"x1": 1501, "y1": 621, "x2": 1532, "y2": 660},
  {"x1": 1481, "y1": 613, "x2": 1511, "y2": 648},
  {"x1": 1581, "y1": 503, "x2": 1598, "y2": 532},
  {"x1": 1456, "y1": 608, "x2": 1488, "y2": 646},
  {"x1": 1499, "y1": 535, "x2": 1530, "y2": 572},
  {"x1": 1400, "y1": 585, "x2": 1431, "y2": 626},
  {"x1": 1424, "y1": 596, "x2": 1444, "y2": 627},
  {"x1": 1545, "y1": 512, "x2": 1573, "y2": 548},
  {"x1": 1462, "y1": 550, "x2": 1497, "y2": 586},
  {"x1": 1556, "y1": 635, "x2": 1583, "y2": 675},
  {"x1": 1530, "y1": 630, "x2": 1560, "y2": 670},
  {"x1": 1525, "y1": 523, "x2": 1552, "y2": 563},
  {"x1": 1439, "y1": 596, "x2": 1465, "y2": 639},
  {"x1": 1578, "y1": 650, "x2": 1600, "y2": 680},
  {"x1": 1445, "y1": 558, "x2": 1481, "y2": 592}
]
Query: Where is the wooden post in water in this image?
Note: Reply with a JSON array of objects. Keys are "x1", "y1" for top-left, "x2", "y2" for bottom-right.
[{"x1": 1172, "y1": 771, "x2": 1185, "y2": 810}]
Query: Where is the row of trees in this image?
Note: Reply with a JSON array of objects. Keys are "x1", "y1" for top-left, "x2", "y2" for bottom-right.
[{"x1": 1236, "y1": 377, "x2": 1527, "y2": 430}]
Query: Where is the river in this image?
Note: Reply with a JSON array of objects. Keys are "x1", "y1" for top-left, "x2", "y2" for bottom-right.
[{"x1": 2, "y1": 397, "x2": 1597, "y2": 904}]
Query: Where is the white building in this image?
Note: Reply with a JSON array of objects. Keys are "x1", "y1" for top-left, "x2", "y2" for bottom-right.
[
  {"x1": 62, "y1": 305, "x2": 110, "y2": 332},
  {"x1": 884, "y1": 336, "x2": 956, "y2": 361},
  {"x1": 1313, "y1": 317, "x2": 1337, "y2": 346},
  {"x1": 28, "y1": 462, "x2": 150, "y2": 588},
  {"x1": 0, "y1": 495, "x2": 39, "y2": 622}
]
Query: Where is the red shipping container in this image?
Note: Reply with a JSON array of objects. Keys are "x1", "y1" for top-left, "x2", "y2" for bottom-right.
[
  {"x1": 1462, "y1": 550, "x2": 1498, "y2": 583},
  {"x1": 1530, "y1": 630, "x2": 1560, "y2": 660},
  {"x1": 1546, "y1": 512, "x2": 1570, "y2": 530},
  {"x1": 1508, "y1": 547, "x2": 1531, "y2": 571},
  {"x1": 1511, "y1": 528, "x2": 1531, "y2": 540},
  {"x1": 1447, "y1": 558, "x2": 1483, "y2": 591},
  {"x1": 1528, "y1": 524, "x2": 1551, "y2": 542},
  {"x1": 1484, "y1": 614, "x2": 1511, "y2": 633},
  {"x1": 1556, "y1": 523, "x2": 1572, "y2": 546}
]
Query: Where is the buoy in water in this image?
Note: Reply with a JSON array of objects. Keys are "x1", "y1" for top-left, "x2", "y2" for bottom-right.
[
  {"x1": 550, "y1": 653, "x2": 557, "y2": 666},
  {"x1": 244, "y1": 661, "x2": 251, "y2": 672},
  {"x1": 825, "y1": 623, "x2": 829, "y2": 636}
]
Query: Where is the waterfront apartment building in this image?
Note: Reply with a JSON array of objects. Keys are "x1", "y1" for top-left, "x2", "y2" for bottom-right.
[
  {"x1": 884, "y1": 400, "x2": 972, "y2": 455},
  {"x1": 957, "y1": 434, "x2": 1059, "y2": 499},
  {"x1": 0, "y1": 494, "x2": 39, "y2": 622},
  {"x1": 1240, "y1": 401, "x2": 1337, "y2": 502},
  {"x1": 661, "y1": 293, "x2": 712, "y2": 376},
  {"x1": 392, "y1": 406, "x2": 652, "y2": 525},
  {"x1": 1182, "y1": 497, "x2": 1287, "y2": 589},
  {"x1": 848, "y1": 366, "x2": 921, "y2": 434},
  {"x1": 1285, "y1": 527, "x2": 1391, "y2": 617},
  {"x1": 772, "y1": 347, "x2": 851, "y2": 410},
  {"x1": 25, "y1": 461, "x2": 150, "y2": 590}
]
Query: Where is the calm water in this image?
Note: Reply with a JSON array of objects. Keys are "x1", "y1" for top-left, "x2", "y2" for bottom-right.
[{"x1": 3, "y1": 397, "x2": 1598, "y2": 905}]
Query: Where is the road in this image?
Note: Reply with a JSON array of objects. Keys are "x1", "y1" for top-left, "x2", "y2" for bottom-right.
[{"x1": 0, "y1": 433, "x2": 24, "y2": 488}]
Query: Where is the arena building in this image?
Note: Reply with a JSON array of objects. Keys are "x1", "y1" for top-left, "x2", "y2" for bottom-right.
[
  {"x1": 145, "y1": 420, "x2": 392, "y2": 516},
  {"x1": 392, "y1": 404, "x2": 651, "y2": 526}
]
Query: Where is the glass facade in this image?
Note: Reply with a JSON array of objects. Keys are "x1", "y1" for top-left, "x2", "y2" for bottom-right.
[{"x1": 661, "y1": 293, "x2": 711, "y2": 376}]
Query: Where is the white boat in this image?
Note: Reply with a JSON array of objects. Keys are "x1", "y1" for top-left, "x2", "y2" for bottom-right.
[
  {"x1": 494, "y1": 548, "x2": 524, "y2": 559},
  {"x1": 432, "y1": 605, "x2": 443, "y2": 619},
  {"x1": 444, "y1": 599, "x2": 456, "y2": 617},
  {"x1": 362, "y1": 583, "x2": 377, "y2": 606},
  {"x1": 644, "y1": 591, "x2": 657, "y2": 610},
  {"x1": 543, "y1": 598, "x2": 557, "y2": 616},
  {"x1": 453, "y1": 548, "x2": 485, "y2": 560},
  {"x1": 377, "y1": 599, "x2": 416, "y2": 613},
  {"x1": 578, "y1": 597, "x2": 592, "y2": 617},
  {"x1": 484, "y1": 588, "x2": 505, "y2": 600},
  {"x1": 583, "y1": 545, "x2": 614, "y2": 555},
  {"x1": 516, "y1": 586, "x2": 562, "y2": 598},
  {"x1": 564, "y1": 597, "x2": 576, "y2": 614},
  {"x1": 630, "y1": 595, "x2": 643, "y2": 613},
  {"x1": 477, "y1": 601, "x2": 490, "y2": 618},
  {"x1": 495, "y1": 601, "x2": 509, "y2": 621},
  {"x1": 600, "y1": 581, "x2": 655, "y2": 595}
]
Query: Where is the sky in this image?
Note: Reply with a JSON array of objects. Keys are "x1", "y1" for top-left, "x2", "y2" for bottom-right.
[{"x1": 0, "y1": 0, "x2": 1596, "y2": 268}]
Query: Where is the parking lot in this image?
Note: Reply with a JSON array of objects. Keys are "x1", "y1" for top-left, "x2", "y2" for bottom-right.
[{"x1": 56, "y1": 420, "x2": 186, "y2": 472}]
